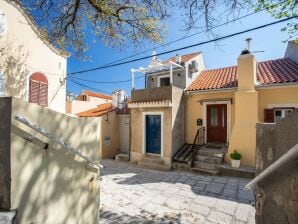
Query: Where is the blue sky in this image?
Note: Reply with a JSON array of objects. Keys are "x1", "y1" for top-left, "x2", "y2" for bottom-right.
[{"x1": 66, "y1": 8, "x2": 291, "y2": 97}]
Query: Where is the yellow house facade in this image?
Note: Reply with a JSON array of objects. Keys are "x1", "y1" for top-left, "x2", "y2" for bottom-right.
[
  {"x1": 128, "y1": 41, "x2": 298, "y2": 171},
  {"x1": 186, "y1": 42, "x2": 298, "y2": 166}
]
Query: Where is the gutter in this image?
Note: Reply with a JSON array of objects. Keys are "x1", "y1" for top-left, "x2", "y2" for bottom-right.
[
  {"x1": 185, "y1": 87, "x2": 237, "y2": 95},
  {"x1": 255, "y1": 82, "x2": 298, "y2": 89}
]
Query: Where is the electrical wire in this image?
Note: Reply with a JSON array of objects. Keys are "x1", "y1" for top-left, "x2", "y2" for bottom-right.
[
  {"x1": 68, "y1": 16, "x2": 297, "y2": 76},
  {"x1": 68, "y1": 0, "x2": 287, "y2": 75}
]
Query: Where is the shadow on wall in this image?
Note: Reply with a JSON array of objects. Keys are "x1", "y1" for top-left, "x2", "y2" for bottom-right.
[
  {"x1": 0, "y1": 97, "x2": 101, "y2": 224},
  {"x1": 255, "y1": 110, "x2": 298, "y2": 224},
  {"x1": 0, "y1": 41, "x2": 29, "y2": 99}
]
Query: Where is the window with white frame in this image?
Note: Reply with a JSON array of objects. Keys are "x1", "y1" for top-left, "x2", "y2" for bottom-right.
[
  {"x1": 158, "y1": 75, "x2": 170, "y2": 87},
  {"x1": 274, "y1": 108, "x2": 294, "y2": 123}
]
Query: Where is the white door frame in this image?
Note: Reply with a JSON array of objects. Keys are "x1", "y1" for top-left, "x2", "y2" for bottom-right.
[
  {"x1": 202, "y1": 100, "x2": 231, "y2": 143},
  {"x1": 142, "y1": 111, "x2": 164, "y2": 156}
]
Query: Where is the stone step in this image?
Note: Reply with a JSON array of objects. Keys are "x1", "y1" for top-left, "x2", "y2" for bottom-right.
[
  {"x1": 196, "y1": 155, "x2": 222, "y2": 164},
  {"x1": 193, "y1": 161, "x2": 219, "y2": 170},
  {"x1": 115, "y1": 153, "x2": 129, "y2": 161},
  {"x1": 191, "y1": 167, "x2": 219, "y2": 175},
  {"x1": 197, "y1": 149, "x2": 225, "y2": 158},
  {"x1": 138, "y1": 160, "x2": 171, "y2": 171},
  {"x1": 140, "y1": 155, "x2": 165, "y2": 165}
]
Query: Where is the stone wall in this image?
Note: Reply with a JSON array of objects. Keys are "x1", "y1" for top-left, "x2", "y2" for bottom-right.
[{"x1": 255, "y1": 110, "x2": 298, "y2": 224}]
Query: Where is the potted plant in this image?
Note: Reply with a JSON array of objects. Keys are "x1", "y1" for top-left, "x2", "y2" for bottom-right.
[{"x1": 230, "y1": 150, "x2": 242, "y2": 168}]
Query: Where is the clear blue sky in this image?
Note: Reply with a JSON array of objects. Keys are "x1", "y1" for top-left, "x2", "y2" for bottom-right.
[{"x1": 66, "y1": 8, "x2": 291, "y2": 97}]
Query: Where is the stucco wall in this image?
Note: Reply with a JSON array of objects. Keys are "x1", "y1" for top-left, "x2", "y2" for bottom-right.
[
  {"x1": 118, "y1": 114, "x2": 130, "y2": 153},
  {"x1": 0, "y1": 0, "x2": 67, "y2": 113},
  {"x1": 258, "y1": 87, "x2": 298, "y2": 121},
  {"x1": 186, "y1": 91, "x2": 235, "y2": 144},
  {"x1": 0, "y1": 97, "x2": 100, "y2": 223},
  {"x1": 147, "y1": 69, "x2": 186, "y2": 89},
  {"x1": 171, "y1": 86, "x2": 185, "y2": 155},
  {"x1": 130, "y1": 107, "x2": 172, "y2": 166},
  {"x1": 100, "y1": 111, "x2": 120, "y2": 159},
  {"x1": 255, "y1": 110, "x2": 298, "y2": 224}
]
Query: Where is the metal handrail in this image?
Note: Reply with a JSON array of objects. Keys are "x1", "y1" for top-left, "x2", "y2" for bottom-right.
[
  {"x1": 14, "y1": 114, "x2": 103, "y2": 169},
  {"x1": 245, "y1": 144, "x2": 298, "y2": 190},
  {"x1": 191, "y1": 127, "x2": 205, "y2": 166}
]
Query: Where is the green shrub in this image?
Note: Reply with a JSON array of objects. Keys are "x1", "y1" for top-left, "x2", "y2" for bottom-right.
[{"x1": 230, "y1": 150, "x2": 242, "y2": 160}]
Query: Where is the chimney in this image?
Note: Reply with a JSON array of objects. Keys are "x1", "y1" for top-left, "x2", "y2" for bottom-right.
[
  {"x1": 284, "y1": 40, "x2": 298, "y2": 64},
  {"x1": 237, "y1": 40, "x2": 257, "y2": 91},
  {"x1": 176, "y1": 54, "x2": 181, "y2": 64}
]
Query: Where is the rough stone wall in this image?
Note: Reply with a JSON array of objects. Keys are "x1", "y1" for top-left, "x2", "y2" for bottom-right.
[
  {"x1": 255, "y1": 110, "x2": 298, "y2": 224},
  {"x1": 0, "y1": 97, "x2": 12, "y2": 209}
]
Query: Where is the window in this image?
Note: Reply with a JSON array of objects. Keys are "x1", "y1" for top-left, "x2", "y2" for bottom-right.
[
  {"x1": 264, "y1": 108, "x2": 294, "y2": 123},
  {"x1": 274, "y1": 108, "x2": 293, "y2": 123},
  {"x1": 29, "y1": 73, "x2": 48, "y2": 107},
  {"x1": 0, "y1": 71, "x2": 4, "y2": 96},
  {"x1": 159, "y1": 76, "x2": 170, "y2": 87}
]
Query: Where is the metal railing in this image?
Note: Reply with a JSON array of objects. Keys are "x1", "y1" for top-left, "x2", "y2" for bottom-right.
[
  {"x1": 245, "y1": 144, "x2": 298, "y2": 190},
  {"x1": 14, "y1": 114, "x2": 103, "y2": 169},
  {"x1": 191, "y1": 127, "x2": 205, "y2": 165}
]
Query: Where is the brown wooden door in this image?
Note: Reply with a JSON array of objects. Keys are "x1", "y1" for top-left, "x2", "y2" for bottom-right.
[{"x1": 207, "y1": 104, "x2": 227, "y2": 143}]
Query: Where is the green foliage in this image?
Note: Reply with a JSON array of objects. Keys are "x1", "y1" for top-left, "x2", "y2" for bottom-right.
[
  {"x1": 18, "y1": 0, "x2": 298, "y2": 57},
  {"x1": 254, "y1": 0, "x2": 298, "y2": 42},
  {"x1": 230, "y1": 150, "x2": 242, "y2": 160}
]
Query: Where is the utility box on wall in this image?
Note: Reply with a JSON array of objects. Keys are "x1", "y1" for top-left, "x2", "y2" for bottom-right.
[{"x1": 197, "y1": 118, "x2": 203, "y2": 126}]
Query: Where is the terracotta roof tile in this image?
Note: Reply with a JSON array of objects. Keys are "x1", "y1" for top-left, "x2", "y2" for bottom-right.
[
  {"x1": 77, "y1": 103, "x2": 115, "y2": 117},
  {"x1": 82, "y1": 90, "x2": 112, "y2": 100},
  {"x1": 187, "y1": 58, "x2": 298, "y2": 91},
  {"x1": 163, "y1": 52, "x2": 201, "y2": 64}
]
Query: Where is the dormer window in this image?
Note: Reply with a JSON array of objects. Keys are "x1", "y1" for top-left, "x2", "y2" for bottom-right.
[{"x1": 158, "y1": 75, "x2": 170, "y2": 87}]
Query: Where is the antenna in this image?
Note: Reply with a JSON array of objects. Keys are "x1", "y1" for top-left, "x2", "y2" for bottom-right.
[{"x1": 245, "y1": 38, "x2": 252, "y2": 51}]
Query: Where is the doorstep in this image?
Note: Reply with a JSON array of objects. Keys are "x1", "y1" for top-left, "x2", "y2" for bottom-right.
[{"x1": 219, "y1": 163, "x2": 256, "y2": 179}]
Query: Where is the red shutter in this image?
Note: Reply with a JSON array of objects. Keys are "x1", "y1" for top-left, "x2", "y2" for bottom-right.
[
  {"x1": 29, "y1": 73, "x2": 48, "y2": 107},
  {"x1": 29, "y1": 80, "x2": 39, "y2": 104},
  {"x1": 39, "y1": 82, "x2": 48, "y2": 106},
  {"x1": 264, "y1": 109, "x2": 274, "y2": 123}
]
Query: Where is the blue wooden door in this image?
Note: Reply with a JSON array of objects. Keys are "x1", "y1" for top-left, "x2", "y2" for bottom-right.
[{"x1": 145, "y1": 115, "x2": 161, "y2": 154}]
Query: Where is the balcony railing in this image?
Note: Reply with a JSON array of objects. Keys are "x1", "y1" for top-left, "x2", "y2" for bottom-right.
[{"x1": 131, "y1": 86, "x2": 172, "y2": 102}]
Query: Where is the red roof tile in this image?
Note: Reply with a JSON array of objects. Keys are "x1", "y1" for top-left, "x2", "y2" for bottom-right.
[
  {"x1": 163, "y1": 52, "x2": 201, "y2": 64},
  {"x1": 187, "y1": 58, "x2": 298, "y2": 91},
  {"x1": 77, "y1": 103, "x2": 115, "y2": 117},
  {"x1": 81, "y1": 90, "x2": 112, "y2": 100}
]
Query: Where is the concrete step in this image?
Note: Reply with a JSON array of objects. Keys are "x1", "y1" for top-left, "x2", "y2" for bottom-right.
[
  {"x1": 140, "y1": 155, "x2": 165, "y2": 165},
  {"x1": 191, "y1": 167, "x2": 219, "y2": 175},
  {"x1": 193, "y1": 161, "x2": 219, "y2": 170},
  {"x1": 196, "y1": 155, "x2": 222, "y2": 164},
  {"x1": 197, "y1": 149, "x2": 225, "y2": 158},
  {"x1": 138, "y1": 160, "x2": 171, "y2": 171},
  {"x1": 115, "y1": 153, "x2": 129, "y2": 161}
]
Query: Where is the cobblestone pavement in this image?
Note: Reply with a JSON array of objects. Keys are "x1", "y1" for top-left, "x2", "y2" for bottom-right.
[{"x1": 100, "y1": 159, "x2": 255, "y2": 224}]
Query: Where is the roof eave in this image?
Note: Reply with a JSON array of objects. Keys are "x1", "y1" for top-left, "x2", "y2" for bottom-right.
[{"x1": 185, "y1": 87, "x2": 237, "y2": 95}]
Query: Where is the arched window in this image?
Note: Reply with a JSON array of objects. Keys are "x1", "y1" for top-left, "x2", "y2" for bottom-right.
[{"x1": 29, "y1": 72, "x2": 48, "y2": 107}]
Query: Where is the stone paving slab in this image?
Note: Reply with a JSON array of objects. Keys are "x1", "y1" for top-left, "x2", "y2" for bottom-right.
[{"x1": 100, "y1": 159, "x2": 256, "y2": 224}]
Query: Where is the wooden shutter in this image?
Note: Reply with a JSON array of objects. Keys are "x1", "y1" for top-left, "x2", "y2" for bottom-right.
[
  {"x1": 30, "y1": 80, "x2": 39, "y2": 104},
  {"x1": 39, "y1": 82, "x2": 48, "y2": 106},
  {"x1": 29, "y1": 73, "x2": 48, "y2": 107},
  {"x1": 264, "y1": 109, "x2": 274, "y2": 123}
]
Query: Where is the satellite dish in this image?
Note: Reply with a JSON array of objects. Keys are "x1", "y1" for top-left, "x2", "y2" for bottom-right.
[{"x1": 0, "y1": 10, "x2": 7, "y2": 37}]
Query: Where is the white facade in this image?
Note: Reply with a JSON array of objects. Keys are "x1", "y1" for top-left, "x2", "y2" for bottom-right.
[{"x1": 0, "y1": 0, "x2": 69, "y2": 113}]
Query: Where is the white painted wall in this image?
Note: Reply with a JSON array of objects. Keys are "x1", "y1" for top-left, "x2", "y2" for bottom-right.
[
  {"x1": 118, "y1": 114, "x2": 130, "y2": 153},
  {"x1": 0, "y1": 0, "x2": 68, "y2": 113},
  {"x1": 185, "y1": 54, "x2": 206, "y2": 88},
  {"x1": 71, "y1": 97, "x2": 111, "y2": 115}
]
